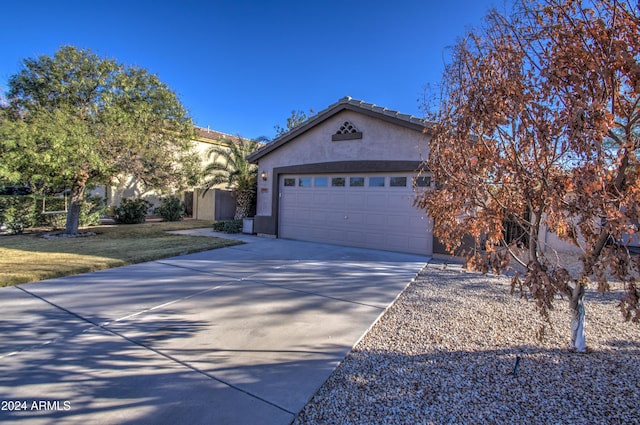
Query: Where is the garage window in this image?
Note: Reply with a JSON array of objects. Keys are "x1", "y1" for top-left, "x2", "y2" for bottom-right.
[
  {"x1": 284, "y1": 178, "x2": 296, "y2": 186},
  {"x1": 331, "y1": 177, "x2": 346, "y2": 187},
  {"x1": 414, "y1": 176, "x2": 431, "y2": 187},
  {"x1": 390, "y1": 177, "x2": 407, "y2": 187},
  {"x1": 349, "y1": 177, "x2": 365, "y2": 187},
  {"x1": 369, "y1": 177, "x2": 385, "y2": 187},
  {"x1": 299, "y1": 177, "x2": 312, "y2": 187},
  {"x1": 314, "y1": 177, "x2": 328, "y2": 187}
]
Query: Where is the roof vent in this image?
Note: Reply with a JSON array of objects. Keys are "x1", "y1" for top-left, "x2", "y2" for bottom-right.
[
  {"x1": 336, "y1": 121, "x2": 358, "y2": 134},
  {"x1": 332, "y1": 121, "x2": 363, "y2": 141}
]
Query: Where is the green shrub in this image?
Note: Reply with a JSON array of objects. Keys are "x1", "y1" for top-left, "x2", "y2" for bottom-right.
[
  {"x1": 40, "y1": 212, "x2": 67, "y2": 230},
  {"x1": 156, "y1": 196, "x2": 185, "y2": 222},
  {"x1": 114, "y1": 198, "x2": 152, "y2": 224},
  {"x1": 80, "y1": 195, "x2": 106, "y2": 226},
  {"x1": 0, "y1": 196, "x2": 36, "y2": 234},
  {"x1": 212, "y1": 219, "x2": 242, "y2": 233}
]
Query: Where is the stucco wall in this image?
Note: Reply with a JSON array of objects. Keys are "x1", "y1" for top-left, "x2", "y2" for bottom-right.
[
  {"x1": 193, "y1": 188, "x2": 236, "y2": 221},
  {"x1": 193, "y1": 189, "x2": 216, "y2": 221}
]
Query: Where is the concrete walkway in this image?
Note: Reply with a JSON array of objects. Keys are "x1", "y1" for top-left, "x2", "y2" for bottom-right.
[{"x1": 0, "y1": 231, "x2": 428, "y2": 424}]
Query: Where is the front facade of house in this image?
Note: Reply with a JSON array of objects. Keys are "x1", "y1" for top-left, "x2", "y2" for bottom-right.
[{"x1": 248, "y1": 97, "x2": 434, "y2": 255}]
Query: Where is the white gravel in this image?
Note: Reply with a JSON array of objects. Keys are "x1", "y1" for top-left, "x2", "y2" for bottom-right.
[{"x1": 294, "y1": 261, "x2": 640, "y2": 425}]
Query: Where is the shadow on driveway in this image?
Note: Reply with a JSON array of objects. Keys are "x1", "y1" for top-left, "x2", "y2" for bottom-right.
[{"x1": 0, "y1": 235, "x2": 429, "y2": 424}]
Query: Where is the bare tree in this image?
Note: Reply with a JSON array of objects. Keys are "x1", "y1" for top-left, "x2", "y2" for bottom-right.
[{"x1": 416, "y1": 0, "x2": 639, "y2": 351}]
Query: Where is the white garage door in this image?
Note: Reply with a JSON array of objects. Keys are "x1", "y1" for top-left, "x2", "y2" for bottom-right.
[{"x1": 279, "y1": 173, "x2": 432, "y2": 255}]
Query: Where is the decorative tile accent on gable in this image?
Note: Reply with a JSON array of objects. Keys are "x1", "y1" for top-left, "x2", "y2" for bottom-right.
[{"x1": 332, "y1": 121, "x2": 363, "y2": 141}]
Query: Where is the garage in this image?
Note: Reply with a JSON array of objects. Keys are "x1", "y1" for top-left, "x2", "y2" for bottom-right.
[
  {"x1": 279, "y1": 173, "x2": 432, "y2": 255},
  {"x1": 247, "y1": 96, "x2": 434, "y2": 255}
]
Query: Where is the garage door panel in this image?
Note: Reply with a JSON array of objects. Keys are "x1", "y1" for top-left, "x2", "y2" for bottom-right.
[
  {"x1": 364, "y1": 232, "x2": 386, "y2": 245},
  {"x1": 313, "y1": 193, "x2": 330, "y2": 204},
  {"x1": 297, "y1": 193, "x2": 315, "y2": 204},
  {"x1": 366, "y1": 193, "x2": 388, "y2": 209},
  {"x1": 309, "y1": 227, "x2": 330, "y2": 240},
  {"x1": 311, "y1": 210, "x2": 329, "y2": 224},
  {"x1": 346, "y1": 212, "x2": 364, "y2": 223},
  {"x1": 409, "y1": 215, "x2": 431, "y2": 228},
  {"x1": 366, "y1": 213, "x2": 386, "y2": 227},
  {"x1": 327, "y1": 229, "x2": 345, "y2": 241},
  {"x1": 386, "y1": 215, "x2": 412, "y2": 230},
  {"x1": 347, "y1": 231, "x2": 365, "y2": 243},
  {"x1": 410, "y1": 236, "x2": 432, "y2": 252},
  {"x1": 326, "y1": 193, "x2": 346, "y2": 207},
  {"x1": 326, "y1": 211, "x2": 347, "y2": 223},
  {"x1": 346, "y1": 194, "x2": 366, "y2": 208}
]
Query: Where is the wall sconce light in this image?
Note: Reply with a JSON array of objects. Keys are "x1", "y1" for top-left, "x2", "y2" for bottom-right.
[{"x1": 260, "y1": 171, "x2": 268, "y2": 181}]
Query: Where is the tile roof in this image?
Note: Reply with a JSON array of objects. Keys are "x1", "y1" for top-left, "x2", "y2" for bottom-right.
[
  {"x1": 195, "y1": 126, "x2": 235, "y2": 143},
  {"x1": 336, "y1": 96, "x2": 427, "y2": 127}
]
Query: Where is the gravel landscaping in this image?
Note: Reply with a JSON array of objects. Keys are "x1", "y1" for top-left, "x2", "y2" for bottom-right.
[{"x1": 294, "y1": 261, "x2": 640, "y2": 424}]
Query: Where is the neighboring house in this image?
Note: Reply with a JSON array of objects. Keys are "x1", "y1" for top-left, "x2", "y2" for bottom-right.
[
  {"x1": 247, "y1": 96, "x2": 434, "y2": 255},
  {"x1": 190, "y1": 127, "x2": 238, "y2": 221},
  {"x1": 94, "y1": 126, "x2": 237, "y2": 221}
]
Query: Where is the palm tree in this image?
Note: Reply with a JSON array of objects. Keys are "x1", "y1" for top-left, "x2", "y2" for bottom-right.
[{"x1": 202, "y1": 137, "x2": 261, "y2": 219}]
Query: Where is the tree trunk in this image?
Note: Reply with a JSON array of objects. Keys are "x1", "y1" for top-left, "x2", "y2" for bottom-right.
[
  {"x1": 233, "y1": 189, "x2": 255, "y2": 220},
  {"x1": 64, "y1": 183, "x2": 86, "y2": 235},
  {"x1": 569, "y1": 283, "x2": 586, "y2": 352}
]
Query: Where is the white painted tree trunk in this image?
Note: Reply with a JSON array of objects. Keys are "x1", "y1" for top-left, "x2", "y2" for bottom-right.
[{"x1": 569, "y1": 284, "x2": 586, "y2": 352}]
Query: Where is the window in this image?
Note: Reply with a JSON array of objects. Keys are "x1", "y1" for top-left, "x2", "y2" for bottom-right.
[
  {"x1": 314, "y1": 177, "x2": 328, "y2": 187},
  {"x1": 298, "y1": 177, "x2": 312, "y2": 187},
  {"x1": 349, "y1": 177, "x2": 365, "y2": 187},
  {"x1": 284, "y1": 178, "x2": 296, "y2": 187},
  {"x1": 414, "y1": 176, "x2": 431, "y2": 187},
  {"x1": 390, "y1": 177, "x2": 407, "y2": 187},
  {"x1": 331, "y1": 177, "x2": 345, "y2": 187},
  {"x1": 369, "y1": 177, "x2": 385, "y2": 187}
]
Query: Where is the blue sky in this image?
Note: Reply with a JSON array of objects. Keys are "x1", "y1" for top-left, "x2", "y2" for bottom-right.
[{"x1": 1, "y1": 0, "x2": 498, "y2": 140}]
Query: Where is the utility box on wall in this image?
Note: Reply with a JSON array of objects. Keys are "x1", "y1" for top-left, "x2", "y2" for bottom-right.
[{"x1": 242, "y1": 217, "x2": 255, "y2": 234}]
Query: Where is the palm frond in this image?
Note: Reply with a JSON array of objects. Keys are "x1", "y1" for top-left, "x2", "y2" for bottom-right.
[{"x1": 201, "y1": 136, "x2": 260, "y2": 199}]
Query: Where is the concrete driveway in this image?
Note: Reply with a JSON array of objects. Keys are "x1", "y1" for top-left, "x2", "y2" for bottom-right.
[{"x1": 0, "y1": 231, "x2": 428, "y2": 424}]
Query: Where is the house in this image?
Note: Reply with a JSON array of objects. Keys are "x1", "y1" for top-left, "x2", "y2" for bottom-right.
[
  {"x1": 247, "y1": 96, "x2": 434, "y2": 255},
  {"x1": 249, "y1": 96, "x2": 639, "y2": 257},
  {"x1": 94, "y1": 126, "x2": 238, "y2": 221}
]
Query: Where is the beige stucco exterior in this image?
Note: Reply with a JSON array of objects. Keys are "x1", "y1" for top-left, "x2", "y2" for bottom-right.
[{"x1": 94, "y1": 127, "x2": 237, "y2": 220}]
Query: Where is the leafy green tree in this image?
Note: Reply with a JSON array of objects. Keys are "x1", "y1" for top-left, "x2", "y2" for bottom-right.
[
  {"x1": 202, "y1": 137, "x2": 261, "y2": 219},
  {"x1": 274, "y1": 109, "x2": 311, "y2": 138},
  {"x1": 0, "y1": 46, "x2": 200, "y2": 235}
]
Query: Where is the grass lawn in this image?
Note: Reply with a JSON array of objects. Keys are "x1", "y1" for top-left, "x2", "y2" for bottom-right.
[{"x1": 0, "y1": 220, "x2": 242, "y2": 287}]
